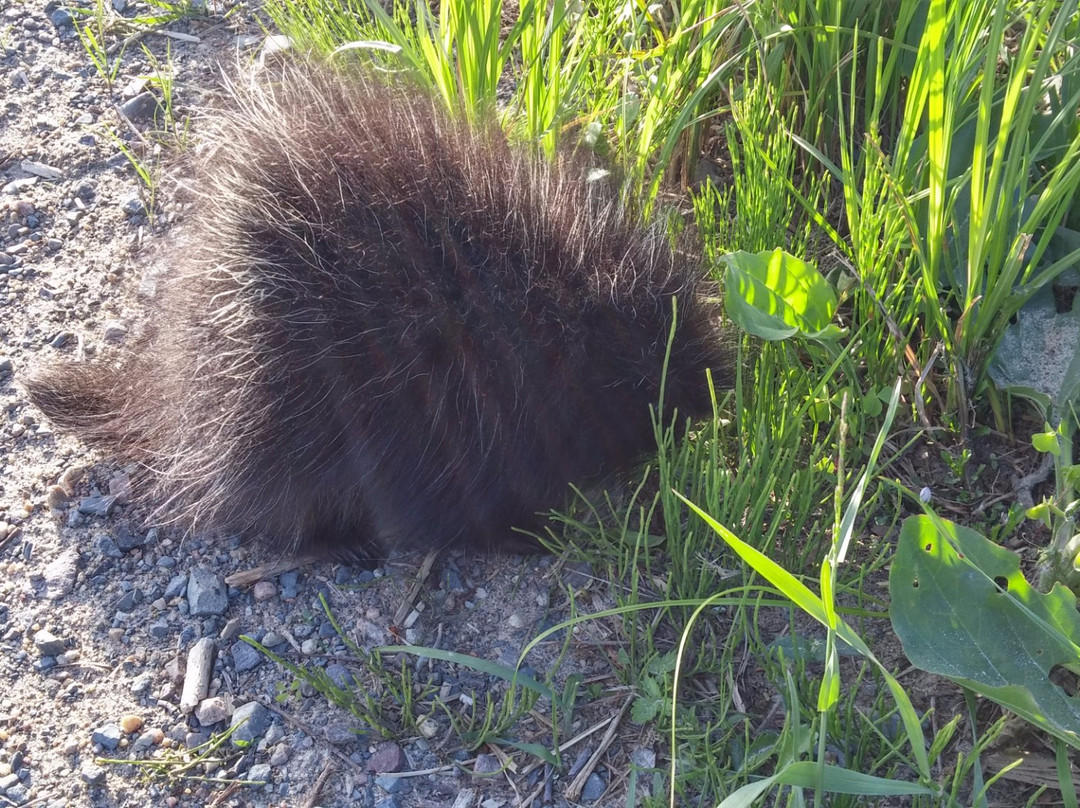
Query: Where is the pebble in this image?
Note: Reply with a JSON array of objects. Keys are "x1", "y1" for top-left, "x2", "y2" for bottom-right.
[
  {"x1": 473, "y1": 753, "x2": 500, "y2": 775},
  {"x1": 325, "y1": 663, "x2": 354, "y2": 688},
  {"x1": 91, "y1": 723, "x2": 122, "y2": 751},
  {"x1": 163, "y1": 573, "x2": 187, "y2": 600},
  {"x1": 230, "y1": 701, "x2": 270, "y2": 747},
  {"x1": 0, "y1": 356, "x2": 12, "y2": 374},
  {"x1": 230, "y1": 639, "x2": 263, "y2": 672},
  {"x1": 220, "y1": 617, "x2": 243, "y2": 641},
  {"x1": 508, "y1": 612, "x2": 524, "y2": 629},
  {"x1": 369, "y1": 743, "x2": 406, "y2": 773},
  {"x1": 41, "y1": 548, "x2": 79, "y2": 600},
  {"x1": 324, "y1": 721, "x2": 358, "y2": 746},
  {"x1": 118, "y1": 92, "x2": 160, "y2": 121},
  {"x1": 252, "y1": 580, "x2": 277, "y2": 602},
  {"x1": 581, "y1": 772, "x2": 607, "y2": 802},
  {"x1": 1, "y1": 178, "x2": 37, "y2": 195},
  {"x1": 120, "y1": 714, "x2": 144, "y2": 734},
  {"x1": 194, "y1": 697, "x2": 230, "y2": 726},
  {"x1": 78, "y1": 494, "x2": 117, "y2": 517},
  {"x1": 20, "y1": 160, "x2": 62, "y2": 181},
  {"x1": 49, "y1": 8, "x2": 73, "y2": 28},
  {"x1": 102, "y1": 320, "x2": 127, "y2": 342},
  {"x1": 187, "y1": 567, "x2": 228, "y2": 616},
  {"x1": 248, "y1": 763, "x2": 272, "y2": 784},
  {"x1": 269, "y1": 744, "x2": 290, "y2": 766},
  {"x1": 374, "y1": 775, "x2": 408, "y2": 795},
  {"x1": 32, "y1": 629, "x2": 65, "y2": 657},
  {"x1": 119, "y1": 195, "x2": 145, "y2": 217}
]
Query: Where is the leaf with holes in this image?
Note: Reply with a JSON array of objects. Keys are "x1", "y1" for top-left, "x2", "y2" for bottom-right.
[{"x1": 890, "y1": 514, "x2": 1080, "y2": 748}]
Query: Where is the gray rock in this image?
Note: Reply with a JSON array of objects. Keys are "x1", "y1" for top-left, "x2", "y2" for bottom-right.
[
  {"x1": 103, "y1": 320, "x2": 127, "y2": 343},
  {"x1": 473, "y1": 753, "x2": 500, "y2": 775},
  {"x1": 92, "y1": 723, "x2": 123, "y2": 751},
  {"x1": 78, "y1": 494, "x2": 117, "y2": 516},
  {"x1": 374, "y1": 775, "x2": 408, "y2": 795},
  {"x1": 194, "y1": 696, "x2": 230, "y2": 726},
  {"x1": 366, "y1": 741, "x2": 404, "y2": 773},
  {"x1": 629, "y1": 745, "x2": 656, "y2": 770},
  {"x1": 49, "y1": 8, "x2": 74, "y2": 28},
  {"x1": 0, "y1": 356, "x2": 12, "y2": 374},
  {"x1": 324, "y1": 721, "x2": 359, "y2": 746},
  {"x1": 188, "y1": 567, "x2": 228, "y2": 616},
  {"x1": 220, "y1": 617, "x2": 243, "y2": 641},
  {"x1": 115, "y1": 588, "x2": 143, "y2": 612},
  {"x1": 325, "y1": 663, "x2": 354, "y2": 689},
  {"x1": 581, "y1": 772, "x2": 607, "y2": 802},
  {"x1": 33, "y1": 629, "x2": 65, "y2": 657},
  {"x1": 113, "y1": 523, "x2": 143, "y2": 552},
  {"x1": 80, "y1": 763, "x2": 106, "y2": 786},
  {"x1": 96, "y1": 535, "x2": 122, "y2": 558},
  {"x1": 230, "y1": 702, "x2": 270, "y2": 747},
  {"x1": 230, "y1": 640, "x2": 263, "y2": 672},
  {"x1": 42, "y1": 548, "x2": 79, "y2": 600},
  {"x1": 119, "y1": 195, "x2": 145, "y2": 218},
  {"x1": 4, "y1": 783, "x2": 28, "y2": 804},
  {"x1": 118, "y1": 92, "x2": 160, "y2": 121},
  {"x1": 248, "y1": 763, "x2": 272, "y2": 783},
  {"x1": 163, "y1": 574, "x2": 187, "y2": 600}
]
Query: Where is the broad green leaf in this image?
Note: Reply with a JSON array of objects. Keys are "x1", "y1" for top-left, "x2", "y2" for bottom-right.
[
  {"x1": 890, "y1": 515, "x2": 1080, "y2": 749},
  {"x1": 1033, "y1": 429, "x2": 1062, "y2": 455},
  {"x1": 722, "y1": 249, "x2": 842, "y2": 341}
]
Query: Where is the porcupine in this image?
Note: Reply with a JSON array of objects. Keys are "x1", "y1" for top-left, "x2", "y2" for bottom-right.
[{"x1": 24, "y1": 60, "x2": 734, "y2": 562}]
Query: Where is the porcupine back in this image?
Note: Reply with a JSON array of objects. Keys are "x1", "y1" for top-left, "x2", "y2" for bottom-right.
[{"x1": 25, "y1": 61, "x2": 734, "y2": 561}]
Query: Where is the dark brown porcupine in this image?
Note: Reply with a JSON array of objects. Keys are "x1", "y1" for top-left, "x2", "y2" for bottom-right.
[{"x1": 25, "y1": 61, "x2": 734, "y2": 562}]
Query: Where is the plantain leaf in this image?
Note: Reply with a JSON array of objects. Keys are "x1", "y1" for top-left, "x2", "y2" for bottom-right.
[
  {"x1": 890, "y1": 514, "x2": 1080, "y2": 748},
  {"x1": 722, "y1": 248, "x2": 843, "y2": 341}
]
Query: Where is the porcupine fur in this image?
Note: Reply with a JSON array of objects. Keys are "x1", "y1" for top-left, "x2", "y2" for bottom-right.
[{"x1": 25, "y1": 60, "x2": 734, "y2": 562}]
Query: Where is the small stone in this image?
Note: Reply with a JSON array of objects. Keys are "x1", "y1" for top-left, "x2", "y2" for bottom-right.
[
  {"x1": 50, "y1": 330, "x2": 72, "y2": 348},
  {"x1": 113, "y1": 523, "x2": 143, "y2": 552},
  {"x1": 194, "y1": 697, "x2": 230, "y2": 727},
  {"x1": 20, "y1": 161, "x2": 62, "y2": 181},
  {"x1": 252, "y1": 580, "x2": 277, "y2": 602},
  {"x1": 508, "y1": 612, "x2": 524, "y2": 629},
  {"x1": 269, "y1": 744, "x2": 290, "y2": 766},
  {"x1": 103, "y1": 320, "x2": 127, "y2": 343},
  {"x1": 230, "y1": 640, "x2": 263, "y2": 672},
  {"x1": 78, "y1": 494, "x2": 117, "y2": 517},
  {"x1": 374, "y1": 775, "x2": 408, "y2": 795},
  {"x1": 581, "y1": 772, "x2": 607, "y2": 802},
  {"x1": 96, "y1": 535, "x2": 122, "y2": 558},
  {"x1": 118, "y1": 92, "x2": 160, "y2": 121},
  {"x1": 91, "y1": 723, "x2": 123, "y2": 751},
  {"x1": 80, "y1": 763, "x2": 106, "y2": 786},
  {"x1": 120, "y1": 714, "x2": 144, "y2": 734},
  {"x1": 230, "y1": 702, "x2": 270, "y2": 747},
  {"x1": 2, "y1": 177, "x2": 37, "y2": 195},
  {"x1": 49, "y1": 8, "x2": 74, "y2": 28},
  {"x1": 187, "y1": 567, "x2": 228, "y2": 616},
  {"x1": 248, "y1": 763, "x2": 272, "y2": 783},
  {"x1": 369, "y1": 743, "x2": 406, "y2": 773},
  {"x1": 325, "y1": 663, "x2": 354, "y2": 689},
  {"x1": 163, "y1": 574, "x2": 187, "y2": 600},
  {"x1": 324, "y1": 721, "x2": 358, "y2": 746},
  {"x1": 115, "y1": 588, "x2": 142, "y2": 612},
  {"x1": 417, "y1": 717, "x2": 438, "y2": 738},
  {"x1": 0, "y1": 356, "x2": 12, "y2": 374},
  {"x1": 33, "y1": 629, "x2": 65, "y2": 657},
  {"x1": 473, "y1": 753, "x2": 500, "y2": 775},
  {"x1": 220, "y1": 617, "x2": 243, "y2": 641}
]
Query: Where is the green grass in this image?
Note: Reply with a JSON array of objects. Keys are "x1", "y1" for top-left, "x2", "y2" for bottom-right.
[{"x1": 74, "y1": 0, "x2": 1080, "y2": 804}]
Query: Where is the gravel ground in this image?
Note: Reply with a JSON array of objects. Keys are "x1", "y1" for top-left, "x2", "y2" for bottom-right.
[{"x1": 0, "y1": 4, "x2": 647, "y2": 806}]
